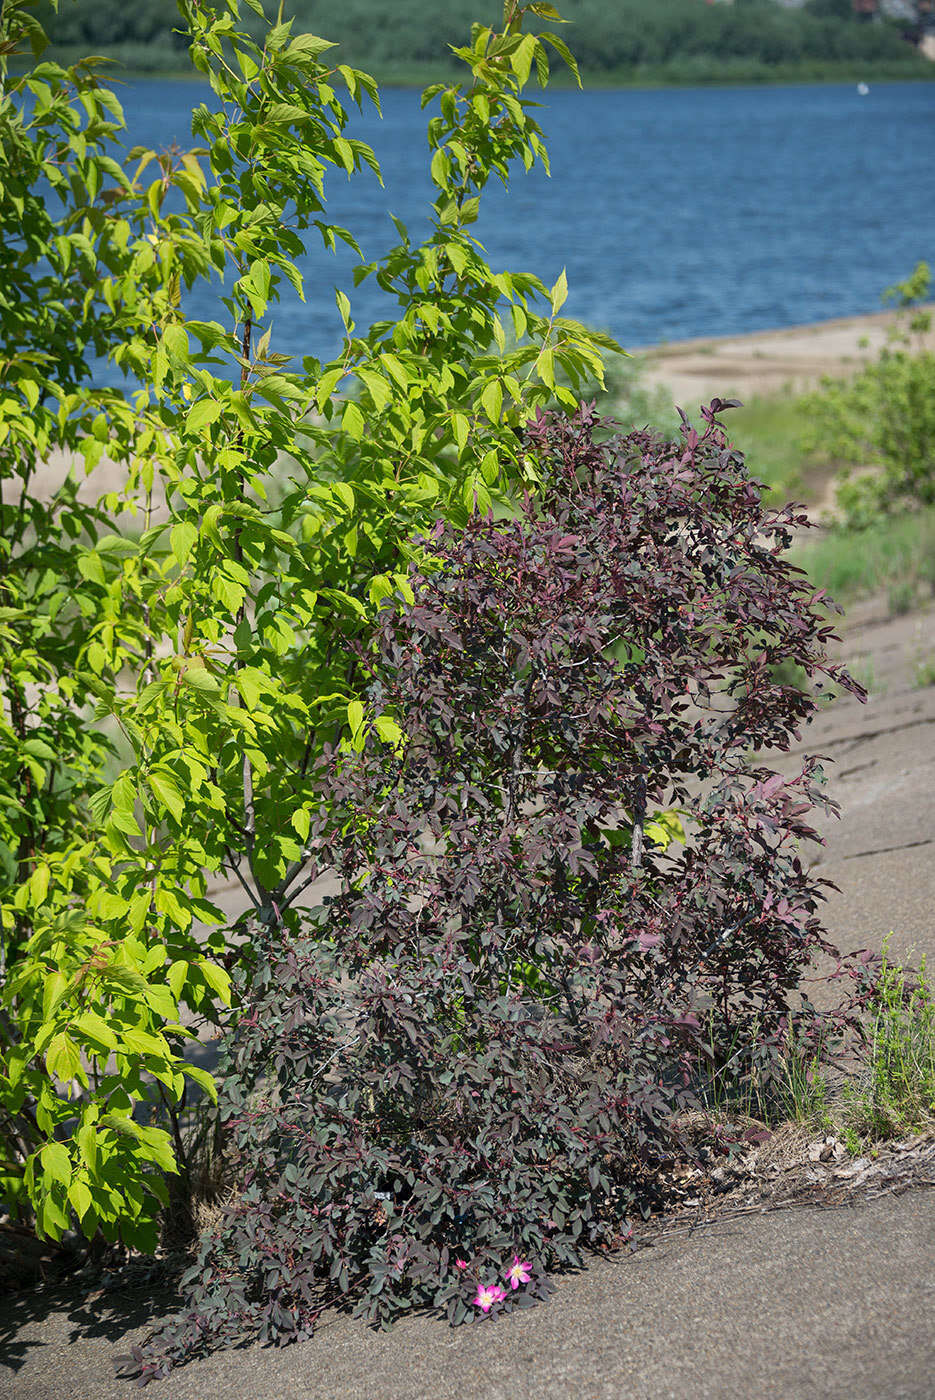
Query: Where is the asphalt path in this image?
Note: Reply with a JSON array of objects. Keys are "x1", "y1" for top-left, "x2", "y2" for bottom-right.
[{"x1": 2, "y1": 1190, "x2": 933, "y2": 1400}]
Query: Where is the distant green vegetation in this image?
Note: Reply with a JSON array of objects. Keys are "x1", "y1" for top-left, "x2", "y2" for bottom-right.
[
  {"x1": 39, "y1": 0, "x2": 935, "y2": 82},
  {"x1": 800, "y1": 264, "x2": 935, "y2": 529}
]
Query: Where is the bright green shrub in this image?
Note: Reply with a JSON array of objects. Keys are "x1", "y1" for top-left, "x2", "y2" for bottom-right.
[
  {"x1": 0, "y1": 0, "x2": 615, "y2": 1251},
  {"x1": 0, "y1": 0, "x2": 223, "y2": 1246}
]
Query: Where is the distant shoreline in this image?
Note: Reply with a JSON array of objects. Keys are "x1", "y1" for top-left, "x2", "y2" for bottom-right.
[{"x1": 14, "y1": 54, "x2": 935, "y2": 90}]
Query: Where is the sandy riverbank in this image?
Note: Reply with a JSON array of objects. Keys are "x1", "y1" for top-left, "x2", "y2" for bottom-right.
[{"x1": 638, "y1": 303, "x2": 935, "y2": 408}]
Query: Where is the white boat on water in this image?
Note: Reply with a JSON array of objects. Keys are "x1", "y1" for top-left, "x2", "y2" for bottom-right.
[{"x1": 857, "y1": 82, "x2": 870, "y2": 96}]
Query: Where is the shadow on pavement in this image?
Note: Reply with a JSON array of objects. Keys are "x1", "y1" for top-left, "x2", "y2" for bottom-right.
[{"x1": 0, "y1": 1275, "x2": 178, "y2": 1374}]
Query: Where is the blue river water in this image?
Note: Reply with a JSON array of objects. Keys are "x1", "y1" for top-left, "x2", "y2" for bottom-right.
[{"x1": 114, "y1": 79, "x2": 935, "y2": 360}]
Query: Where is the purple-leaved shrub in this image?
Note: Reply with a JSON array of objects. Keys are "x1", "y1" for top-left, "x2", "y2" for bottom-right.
[{"x1": 120, "y1": 402, "x2": 864, "y2": 1382}]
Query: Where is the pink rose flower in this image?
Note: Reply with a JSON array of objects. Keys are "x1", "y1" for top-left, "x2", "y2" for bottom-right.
[
  {"x1": 473, "y1": 1282, "x2": 506, "y2": 1313},
  {"x1": 504, "y1": 1255, "x2": 533, "y2": 1290}
]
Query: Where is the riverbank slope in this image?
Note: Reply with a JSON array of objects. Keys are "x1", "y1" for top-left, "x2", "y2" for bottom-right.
[{"x1": 638, "y1": 302, "x2": 935, "y2": 408}]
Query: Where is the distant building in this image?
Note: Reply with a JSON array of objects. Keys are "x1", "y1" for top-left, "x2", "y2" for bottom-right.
[
  {"x1": 772, "y1": 0, "x2": 929, "y2": 15},
  {"x1": 771, "y1": 0, "x2": 935, "y2": 41}
]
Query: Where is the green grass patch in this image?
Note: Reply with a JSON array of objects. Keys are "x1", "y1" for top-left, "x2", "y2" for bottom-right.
[
  {"x1": 793, "y1": 506, "x2": 935, "y2": 606},
  {"x1": 602, "y1": 351, "x2": 681, "y2": 436},
  {"x1": 725, "y1": 392, "x2": 818, "y2": 501},
  {"x1": 698, "y1": 1019, "x2": 833, "y2": 1131}
]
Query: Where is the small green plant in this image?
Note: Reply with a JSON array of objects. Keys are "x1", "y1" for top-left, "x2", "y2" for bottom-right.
[
  {"x1": 769, "y1": 657, "x2": 810, "y2": 693},
  {"x1": 913, "y1": 653, "x2": 935, "y2": 689},
  {"x1": 730, "y1": 392, "x2": 815, "y2": 502},
  {"x1": 848, "y1": 656, "x2": 879, "y2": 698},
  {"x1": 844, "y1": 941, "x2": 935, "y2": 1144},
  {"x1": 775, "y1": 1049, "x2": 832, "y2": 1130},
  {"x1": 842, "y1": 1125, "x2": 862, "y2": 1158},
  {"x1": 887, "y1": 579, "x2": 916, "y2": 617},
  {"x1": 700, "y1": 940, "x2": 935, "y2": 1158},
  {"x1": 598, "y1": 350, "x2": 679, "y2": 433}
]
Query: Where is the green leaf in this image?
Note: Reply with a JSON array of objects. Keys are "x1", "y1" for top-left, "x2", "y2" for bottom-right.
[
  {"x1": 167, "y1": 960, "x2": 189, "y2": 1000},
  {"x1": 316, "y1": 366, "x2": 344, "y2": 410},
  {"x1": 369, "y1": 574, "x2": 395, "y2": 606},
  {"x1": 120, "y1": 1026, "x2": 170, "y2": 1059},
  {"x1": 342, "y1": 400, "x2": 365, "y2": 440},
  {"x1": 22, "y1": 736, "x2": 56, "y2": 762},
  {"x1": 451, "y1": 412, "x2": 470, "y2": 454},
  {"x1": 347, "y1": 698, "x2": 364, "y2": 739},
  {"x1": 43, "y1": 972, "x2": 68, "y2": 1024},
  {"x1": 186, "y1": 399, "x2": 222, "y2": 435},
  {"x1": 183, "y1": 1063, "x2": 218, "y2": 1105},
  {"x1": 380, "y1": 354, "x2": 409, "y2": 391},
  {"x1": 430, "y1": 147, "x2": 451, "y2": 191},
  {"x1": 40, "y1": 1142, "x2": 71, "y2": 1187},
  {"x1": 332, "y1": 137, "x2": 355, "y2": 174},
  {"x1": 326, "y1": 484, "x2": 352, "y2": 518},
  {"x1": 509, "y1": 33, "x2": 538, "y2": 86},
  {"x1": 374, "y1": 715, "x2": 403, "y2": 748},
  {"x1": 68, "y1": 1179, "x2": 93, "y2": 1221},
  {"x1": 95, "y1": 891, "x2": 129, "y2": 920},
  {"x1": 29, "y1": 862, "x2": 50, "y2": 907},
  {"x1": 74, "y1": 1011, "x2": 118, "y2": 1053},
  {"x1": 128, "y1": 892, "x2": 151, "y2": 935},
  {"x1": 170, "y1": 522, "x2": 198, "y2": 568},
  {"x1": 286, "y1": 33, "x2": 337, "y2": 59},
  {"x1": 163, "y1": 324, "x2": 190, "y2": 366},
  {"x1": 542, "y1": 30, "x2": 581, "y2": 86},
  {"x1": 76, "y1": 1123, "x2": 99, "y2": 1173},
  {"x1": 645, "y1": 808, "x2": 687, "y2": 851},
  {"x1": 148, "y1": 770, "x2": 184, "y2": 823},
  {"x1": 46, "y1": 1033, "x2": 82, "y2": 1085},
  {"x1": 98, "y1": 965, "x2": 149, "y2": 997},
  {"x1": 77, "y1": 552, "x2": 106, "y2": 587},
  {"x1": 480, "y1": 380, "x2": 502, "y2": 424},
  {"x1": 236, "y1": 667, "x2": 265, "y2": 710},
  {"x1": 144, "y1": 983, "x2": 179, "y2": 1023},
  {"x1": 462, "y1": 474, "x2": 491, "y2": 515},
  {"x1": 356, "y1": 367, "x2": 391, "y2": 411},
  {"x1": 198, "y1": 959, "x2": 232, "y2": 1007},
  {"x1": 179, "y1": 662, "x2": 221, "y2": 694},
  {"x1": 201, "y1": 503, "x2": 224, "y2": 550},
  {"x1": 551, "y1": 267, "x2": 568, "y2": 315},
  {"x1": 335, "y1": 288, "x2": 353, "y2": 327}
]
